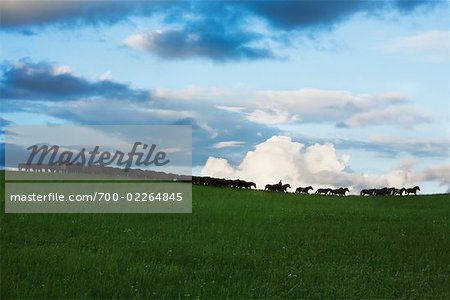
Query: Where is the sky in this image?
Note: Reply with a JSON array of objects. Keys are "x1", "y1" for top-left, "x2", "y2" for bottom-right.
[{"x1": 1, "y1": 0, "x2": 449, "y2": 194}]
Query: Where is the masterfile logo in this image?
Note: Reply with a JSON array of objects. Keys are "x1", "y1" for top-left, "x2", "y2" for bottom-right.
[
  {"x1": 4, "y1": 125, "x2": 192, "y2": 213},
  {"x1": 25, "y1": 142, "x2": 171, "y2": 171}
]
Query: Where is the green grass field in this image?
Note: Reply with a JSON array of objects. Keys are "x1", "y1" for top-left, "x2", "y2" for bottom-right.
[{"x1": 1, "y1": 171, "x2": 449, "y2": 299}]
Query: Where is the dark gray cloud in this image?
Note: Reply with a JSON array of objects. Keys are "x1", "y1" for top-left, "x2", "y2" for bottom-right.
[
  {"x1": 0, "y1": 1, "x2": 170, "y2": 29},
  {"x1": 1, "y1": 1, "x2": 441, "y2": 61},
  {"x1": 1, "y1": 0, "x2": 438, "y2": 30},
  {"x1": 125, "y1": 0, "x2": 439, "y2": 61},
  {"x1": 389, "y1": 0, "x2": 440, "y2": 11},
  {"x1": 242, "y1": 0, "x2": 438, "y2": 30},
  {"x1": 124, "y1": 20, "x2": 275, "y2": 61},
  {"x1": 0, "y1": 59, "x2": 149, "y2": 101},
  {"x1": 243, "y1": 0, "x2": 365, "y2": 30}
]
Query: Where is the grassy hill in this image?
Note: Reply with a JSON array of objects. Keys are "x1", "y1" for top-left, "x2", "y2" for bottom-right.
[{"x1": 1, "y1": 171, "x2": 449, "y2": 298}]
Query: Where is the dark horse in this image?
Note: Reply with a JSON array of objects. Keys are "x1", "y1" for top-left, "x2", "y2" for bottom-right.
[
  {"x1": 242, "y1": 181, "x2": 257, "y2": 189},
  {"x1": 315, "y1": 188, "x2": 332, "y2": 195},
  {"x1": 234, "y1": 179, "x2": 256, "y2": 189},
  {"x1": 331, "y1": 187, "x2": 349, "y2": 196},
  {"x1": 373, "y1": 187, "x2": 395, "y2": 196},
  {"x1": 405, "y1": 186, "x2": 420, "y2": 195},
  {"x1": 360, "y1": 189, "x2": 375, "y2": 196},
  {"x1": 393, "y1": 188, "x2": 406, "y2": 196},
  {"x1": 265, "y1": 183, "x2": 291, "y2": 192},
  {"x1": 295, "y1": 186, "x2": 313, "y2": 194}
]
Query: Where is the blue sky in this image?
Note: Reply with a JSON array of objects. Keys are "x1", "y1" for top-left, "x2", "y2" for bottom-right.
[{"x1": 1, "y1": 1, "x2": 449, "y2": 193}]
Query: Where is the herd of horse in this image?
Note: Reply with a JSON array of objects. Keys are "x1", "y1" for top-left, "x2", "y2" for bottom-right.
[
  {"x1": 192, "y1": 176, "x2": 256, "y2": 189},
  {"x1": 266, "y1": 184, "x2": 350, "y2": 196},
  {"x1": 192, "y1": 176, "x2": 420, "y2": 196},
  {"x1": 360, "y1": 186, "x2": 420, "y2": 196}
]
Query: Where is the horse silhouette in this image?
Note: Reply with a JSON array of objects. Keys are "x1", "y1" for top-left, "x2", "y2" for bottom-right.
[
  {"x1": 373, "y1": 187, "x2": 395, "y2": 196},
  {"x1": 315, "y1": 188, "x2": 332, "y2": 195},
  {"x1": 331, "y1": 187, "x2": 349, "y2": 196},
  {"x1": 279, "y1": 184, "x2": 291, "y2": 192},
  {"x1": 295, "y1": 186, "x2": 313, "y2": 194},
  {"x1": 405, "y1": 186, "x2": 420, "y2": 195},
  {"x1": 265, "y1": 183, "x2": 290, "y2": 192},
  {"x1": 393, "y1": 188, "x2": 406, "y2": 196},
  {"x1": 234, "y1": 179, "x2": 257, "y2": 189},
  {"x1": 242, "y1": 181, "x2": 257, "y2": 189},
  {"x1": 360, "y1": 189, "x2": 375, "y2": 196}
]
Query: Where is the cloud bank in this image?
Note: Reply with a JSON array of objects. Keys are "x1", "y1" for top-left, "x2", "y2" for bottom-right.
[
  {"x1": 1, "y1": 59, "x2": 446, "y2": 166},
  {"x1": 218, "y1": 88, "x2": 433, "y2": 129}
]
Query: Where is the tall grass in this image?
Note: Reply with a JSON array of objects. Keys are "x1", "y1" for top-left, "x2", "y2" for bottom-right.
[{"x1": 1, "y1": 172, "x2": 449, "y2": 298}]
